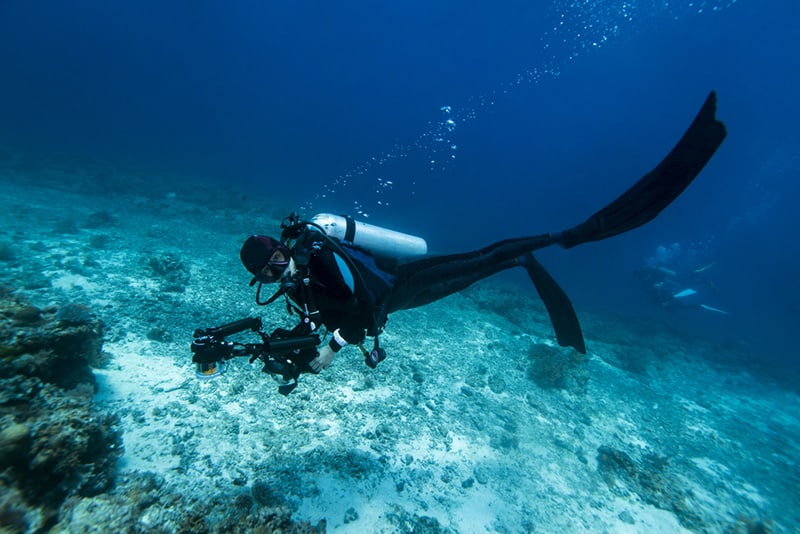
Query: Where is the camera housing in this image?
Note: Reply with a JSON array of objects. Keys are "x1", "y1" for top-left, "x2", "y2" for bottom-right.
[{"x1": 190, "y1": 318, "x2": 319, "y2": 395}]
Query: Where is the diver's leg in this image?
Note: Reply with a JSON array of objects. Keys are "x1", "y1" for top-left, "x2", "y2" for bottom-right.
[
  {"x1": 388, "y1": 257, "x2": 520, "y2": 311},
  {"x1": 386, "y1": 245, "x2": 586, "y2": 353},
  {"x1": 386, "y1": 235, "x2": 555, "y2": 312}
]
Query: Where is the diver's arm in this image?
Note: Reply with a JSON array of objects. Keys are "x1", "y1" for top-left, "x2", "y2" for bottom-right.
[
  {"x1": 339, "y1": 326, "x2": 366, "y2": 345},
  {"x1": 318, "y1": 326, "x2": 364, "y2": 356},
  {"x1": 327, "y1": 328, "x2": 350, "y2": 352}
]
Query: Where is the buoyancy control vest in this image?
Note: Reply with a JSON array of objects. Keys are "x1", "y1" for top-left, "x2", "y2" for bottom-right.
[{"x1": 280, "y1": 213, "x2": 427, "y2": 336}]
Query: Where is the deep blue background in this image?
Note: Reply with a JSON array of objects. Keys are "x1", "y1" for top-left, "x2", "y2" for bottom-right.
[{"x1": 1, "y1": 1, "x2": 798, "y2": 368}]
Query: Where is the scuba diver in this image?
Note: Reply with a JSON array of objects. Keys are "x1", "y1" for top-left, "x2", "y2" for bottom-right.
[
  {"x1": 238, "y1": 92, "x2": 727, "y2": 376},
  {"x1": 639, "y1": 242, "x2": 728, "y2": 314}
]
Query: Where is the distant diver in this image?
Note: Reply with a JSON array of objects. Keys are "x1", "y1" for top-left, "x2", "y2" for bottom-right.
[
  {"x1": 640, "y1": 242, "x2": 729, "y2": 314},
  {"x1": 239, "y1": 92, "x2": 727, "y2": 375}
]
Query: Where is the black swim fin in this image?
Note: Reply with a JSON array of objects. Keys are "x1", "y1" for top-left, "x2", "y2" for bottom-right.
[
  {"x1": 559, "y1": 91, "x2": 727, "y2": 249},
  {"x1": 520, "y1": 253, "x2": 586, "y2": 354}
]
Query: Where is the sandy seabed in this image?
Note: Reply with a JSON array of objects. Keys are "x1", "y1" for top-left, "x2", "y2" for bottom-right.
[{"x1": 1, "y1": 170, "x2": 798, "y2": 533}]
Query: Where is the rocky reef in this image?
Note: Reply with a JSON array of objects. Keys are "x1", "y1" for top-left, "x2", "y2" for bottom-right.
[
  {"x1": 0, "y1": 287, "x2": 121, "y2": 532},
  {"x1": 52, "y1": 471, "x2": 326, "y2": 534}
]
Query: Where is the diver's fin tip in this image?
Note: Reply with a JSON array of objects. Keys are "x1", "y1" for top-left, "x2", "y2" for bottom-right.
[
  {"x1": 565, "y1": 339, "x2": 587, "y2": 354},
  {"x1": 558, "y1": 91, "x2": 727, "y2": 249}
]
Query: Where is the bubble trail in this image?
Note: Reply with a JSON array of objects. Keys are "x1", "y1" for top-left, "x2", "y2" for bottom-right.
[{"x1": 304, "y1": 0, "x2": 740, "y2": 218}]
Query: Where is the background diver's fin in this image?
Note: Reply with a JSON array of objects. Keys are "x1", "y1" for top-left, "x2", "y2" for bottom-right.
[
  {"x1": 559, "y1": 91, "x2": 727, "y2": 249},
  {"x1": 699, "y1": 304, "x2": 729, "y2": 314},
  {"x1": 521, "y1": 253, "x2": 586, "y2": 354}
]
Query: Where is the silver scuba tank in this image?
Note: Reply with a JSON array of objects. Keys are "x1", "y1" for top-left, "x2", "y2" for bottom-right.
[{"x1": 310, "y1": 213, "x2": 427, "y2": 257}]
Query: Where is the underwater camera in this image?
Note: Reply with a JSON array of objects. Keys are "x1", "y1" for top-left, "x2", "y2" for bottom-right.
[{"x1": 190, "y1": 317, "x2": 319, "y2": 395}]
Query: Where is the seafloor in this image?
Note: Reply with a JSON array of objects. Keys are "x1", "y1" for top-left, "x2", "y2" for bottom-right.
[{"x1": 0, "y1": 164, "x2": 798, "y2": 533}]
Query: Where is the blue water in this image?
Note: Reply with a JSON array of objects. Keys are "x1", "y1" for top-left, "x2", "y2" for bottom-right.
[{"x1": 1, "y1": 1, "x2": 798, "y2": 371}]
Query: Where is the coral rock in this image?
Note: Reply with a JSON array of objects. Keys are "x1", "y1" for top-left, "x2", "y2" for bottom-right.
[{"x1": 0, "y1": 423, "x2": 31, "y2": 467}]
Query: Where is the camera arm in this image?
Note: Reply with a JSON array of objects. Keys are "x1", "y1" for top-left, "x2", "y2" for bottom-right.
[{"x1": 194, "y1": 317, "x2": 263, "y2": 340}]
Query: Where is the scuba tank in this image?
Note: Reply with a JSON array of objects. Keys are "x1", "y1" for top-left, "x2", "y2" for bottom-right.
[{"x1": 310, "y1": 213, "x2": 427, "y2": 257}]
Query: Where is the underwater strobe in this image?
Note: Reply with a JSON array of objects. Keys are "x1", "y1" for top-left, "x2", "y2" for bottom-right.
[{"x1": 190, "y1": 317, "x2": 320, "y2": 395}]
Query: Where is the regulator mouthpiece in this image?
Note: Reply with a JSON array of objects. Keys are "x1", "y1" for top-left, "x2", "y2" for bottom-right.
[{"x1": 195, "y1": 359, "x2": 226, "y2": 380}]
